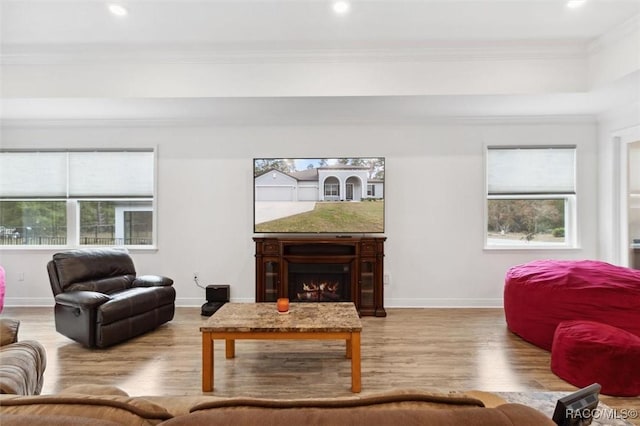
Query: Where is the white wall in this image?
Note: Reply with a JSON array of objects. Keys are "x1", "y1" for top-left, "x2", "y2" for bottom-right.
[
  {"x1": 590, "y1": 14, "x2": 640, "y2": 264},
  {"x1": 0, "y1": 118, "x2": 599, "y2": 308},
  {"x1": 597, "y1": 102, "x2": 640, "y2": 264},
  {"x1": 2, "y1": 52, "x2": 587, "y2": 98}
]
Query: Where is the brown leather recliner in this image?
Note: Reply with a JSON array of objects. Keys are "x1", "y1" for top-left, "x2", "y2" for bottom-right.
[{"x1": 47, "y1": 248, "x2": 175, "y2": 348}]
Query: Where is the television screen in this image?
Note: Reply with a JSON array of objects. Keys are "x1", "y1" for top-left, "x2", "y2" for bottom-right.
[
  {"x1": 254, "y1": 157, "x2": 385, "y2": 234},
  {"x1": 552, "y1": 383, "x2": 601, "y2": 426}
]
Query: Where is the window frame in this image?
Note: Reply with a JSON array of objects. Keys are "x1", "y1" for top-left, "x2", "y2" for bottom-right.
[
  {"x1": 484, "y1": 145, "x2": 578, "y2": 250},
  {"x1": 324, "y1": 183, "x2": 339, "y2": 197},
  {"x1": 367, "y1": 184, "x2": 375, "y2": 197},
  {"x1": 0, "y1": 148, "x2": 157, "y2": 251}
]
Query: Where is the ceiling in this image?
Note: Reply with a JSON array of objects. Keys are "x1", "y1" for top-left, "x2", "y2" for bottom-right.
[
  {"x1": 3, "y1": 0, "x2": 639, "y2": 46},
  {"x1": 2, "y1": 0, "x2": 639, "y2": 122}
]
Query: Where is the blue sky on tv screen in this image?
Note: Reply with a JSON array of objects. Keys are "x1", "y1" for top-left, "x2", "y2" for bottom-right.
[{"x1": 293, "y1": 159, "x2": 337, "y2": 170}]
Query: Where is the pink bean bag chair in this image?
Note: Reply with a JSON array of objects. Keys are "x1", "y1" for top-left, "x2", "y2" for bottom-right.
[
  {"x1": 551, "y1": 320, "x2": 640, "y2": 397},
  {"x1": 504, "y1": 259, "x2": 640, "y2": 351}
]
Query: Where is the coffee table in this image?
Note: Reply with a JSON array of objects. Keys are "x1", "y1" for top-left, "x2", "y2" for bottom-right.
[{"x1": 200, "y1": 302, "x2": 363, "y2": 393}]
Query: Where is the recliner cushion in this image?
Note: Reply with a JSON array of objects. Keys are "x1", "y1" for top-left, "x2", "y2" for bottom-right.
[
  {"x1": 98, "y1": 287, "x2": 176, "y2": 325},
  {"x1": 51, "y1": 248, "x2": 136, "y2": 292},
  {"x1": 67, "y1": 276, "x2": 135, "y2": 295}
]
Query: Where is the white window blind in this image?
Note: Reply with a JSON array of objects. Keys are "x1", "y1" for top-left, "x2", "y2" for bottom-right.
[
  {"x1": 487, "y1": 147, "x2": 576, "y2": 195},
  {"x1": 0, "y1": 150, "x2": 154, "y2": 198},
  {"x1": 69, "y1": 152, "x2": 154, "y2": 197},
  {"x1": 0, "y1": 152, "x2": 68, "y2": 197}
]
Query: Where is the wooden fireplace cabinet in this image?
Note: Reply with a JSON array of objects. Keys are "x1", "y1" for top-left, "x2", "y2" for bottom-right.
[{"x1": 254, "y1": 236, "x2": 386, "y2": 317}]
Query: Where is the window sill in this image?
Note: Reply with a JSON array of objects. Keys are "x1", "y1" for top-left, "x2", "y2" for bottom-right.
[
  {"x1": 484, "y1": 245, "x2": 581, "y2": 251},
  {"x1": 0, "y1": 245, "x2": 158, "y2": 253}
]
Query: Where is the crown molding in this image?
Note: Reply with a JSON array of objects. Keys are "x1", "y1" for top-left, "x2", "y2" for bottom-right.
[
  {"x1": 588, "y1": 14, "x2": 640, "y2": 55},
  {"x1": 0, "y1": 114, "x2": 597, "y2": 129},
  {"x1": 1, "y1": 40, "x2": 587, "y2": 66}
]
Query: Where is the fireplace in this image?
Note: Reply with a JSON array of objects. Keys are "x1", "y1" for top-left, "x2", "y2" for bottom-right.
[
  {"x1": 254, "y1": 237, "x2": 387, "y2": 316},
  {"x1": 288, "y1": 263, "x2": 351, "y2": 302}
]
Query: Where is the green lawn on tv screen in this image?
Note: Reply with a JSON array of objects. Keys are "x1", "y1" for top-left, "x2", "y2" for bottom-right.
[{"x1": 255, "y1": 201, "x2": 384, "y2": 233}]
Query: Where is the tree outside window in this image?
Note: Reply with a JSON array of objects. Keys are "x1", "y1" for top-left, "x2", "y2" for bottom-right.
[
  {"x1": 487, "y1": 198, "x2": 565, "y2": 244},
  {"x1": 0, "y1": 201, "x2": 67, "y2": 245}
]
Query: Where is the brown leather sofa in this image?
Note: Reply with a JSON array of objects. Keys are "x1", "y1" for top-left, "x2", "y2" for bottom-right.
[
  {"x1": 0, "y1": 319, "x2": 46, "y2": 395},
  {"x1": 0, "y1": 386, "x2": 557, "y2": 425},
  {"x1": 47, "y1": 248, "x2": 175, "y2": 348}
]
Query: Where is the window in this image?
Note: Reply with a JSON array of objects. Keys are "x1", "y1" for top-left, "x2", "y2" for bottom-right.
[
  {"x1": 0, "y1": 149, "x2": 155, "y2": 247},
  {"x1": 79, "y1": 200, "x2": 153, "y2": 245},
  {"x1": 486, "y1": 146, "x2": 576, "y2": 248},
  {"x1": 324, "y1": 176, "x2": 340, "y2": 198},
  {"x1": 367, "y1": 184, "x2": 375, "y2": 197},
  {"x1": 0, "y1": 201, "x2": 67, "y2": 245},
  {"x1": 325, "y1": 184, "x2": 339, "y2": 196}
]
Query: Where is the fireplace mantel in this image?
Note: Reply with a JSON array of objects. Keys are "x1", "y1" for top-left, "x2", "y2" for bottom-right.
[{"x1": 254, "y1": 236, "x2": 386, "y2": 317}]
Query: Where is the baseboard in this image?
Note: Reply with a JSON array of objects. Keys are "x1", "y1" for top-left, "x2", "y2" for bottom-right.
[
  {"x1": 173, "y1": 297, "x2": 504, "y2": 308},
  {"x1": 174, "y1": 297, "x2": 254, "y2": 306},
  {"x1": 2, "y1": 297, "x2": 54, "y2": 307},
  {"x1": 385, "y1": 298, "x2": 503, "y2": 308},
  {"x1": 1, "y1": 296, "x2": 256, "y2": 308},
  {"x1": 2, "y1": 297, "x2": 503, "y2": 308}
]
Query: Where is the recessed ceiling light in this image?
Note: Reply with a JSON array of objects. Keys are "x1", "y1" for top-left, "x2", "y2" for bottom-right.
[
  {"x1": 566, "y1": 0, "x2": 586, "y2": 9},
  {"x1": 108, "y1": 3, "x2": 128, "y2": 17},
  {"x1": 333, "y1": 1, "x2": 351, "y2": 15}
]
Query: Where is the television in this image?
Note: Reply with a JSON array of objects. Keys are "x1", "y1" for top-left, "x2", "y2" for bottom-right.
[
  {"x1": 254, "y1": 157, "x2": 385, "y2": 234},
  {"x1": 552, "y1": 383, "x2": 601, "y2": 426}
]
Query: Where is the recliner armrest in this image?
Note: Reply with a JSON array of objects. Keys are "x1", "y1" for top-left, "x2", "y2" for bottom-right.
[
  {"x1": 54, "y1": 291, "x2": 111, "y2": 309},
  {"x1": 133, "y1": 275, "x2": 174, "y2": 287}
]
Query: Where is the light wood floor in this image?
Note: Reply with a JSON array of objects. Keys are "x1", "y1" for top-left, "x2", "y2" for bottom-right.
[{"x1": 3, "y1": 307, "x2": 639, "y2": 424}]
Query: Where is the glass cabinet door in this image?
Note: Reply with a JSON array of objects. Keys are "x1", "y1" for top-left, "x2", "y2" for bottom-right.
[
  {"x1": 360, "y1": 259, "x2": 375, "y2": 309},
  {"x1": 264, "y1": 260, "x2": 279, "y2": 302}
]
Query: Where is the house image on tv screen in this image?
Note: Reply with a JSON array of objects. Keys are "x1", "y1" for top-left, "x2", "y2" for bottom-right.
[
  {"x1": 254, "y1": 160, "x2": 384, "y2": 202},
  {"x1": 253, "y1": 158, "x2": 385, "y2": 233}
]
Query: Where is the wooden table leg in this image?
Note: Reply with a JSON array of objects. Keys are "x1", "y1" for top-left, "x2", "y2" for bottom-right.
[
  {"x1": 202, "y1": 332, "x2": 214, "y2": 392},
  {"x1": 225, "y1": 339, "x2": 235, "y2": 359},
  {"x1": 351, "y1": 331, "x2": 361, "y2": 393}
]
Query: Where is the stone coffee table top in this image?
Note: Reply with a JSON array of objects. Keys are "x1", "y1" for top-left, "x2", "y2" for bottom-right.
[{"x1": 200, "y1": 302, "x2": 362, "y2": 333}]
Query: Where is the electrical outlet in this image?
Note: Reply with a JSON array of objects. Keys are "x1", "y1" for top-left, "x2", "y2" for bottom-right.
[
  {"x1": 383, "y1": 274, "x2": 390, "y2": 285},
  {"x1": 18, "y1": 272, "x2": 25, "y2": 282}
]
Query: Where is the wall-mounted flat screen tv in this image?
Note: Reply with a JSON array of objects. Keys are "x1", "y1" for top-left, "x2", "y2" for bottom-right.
[{"x1": 254, "y1": 157, "x2": 385, "y2": 234}]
